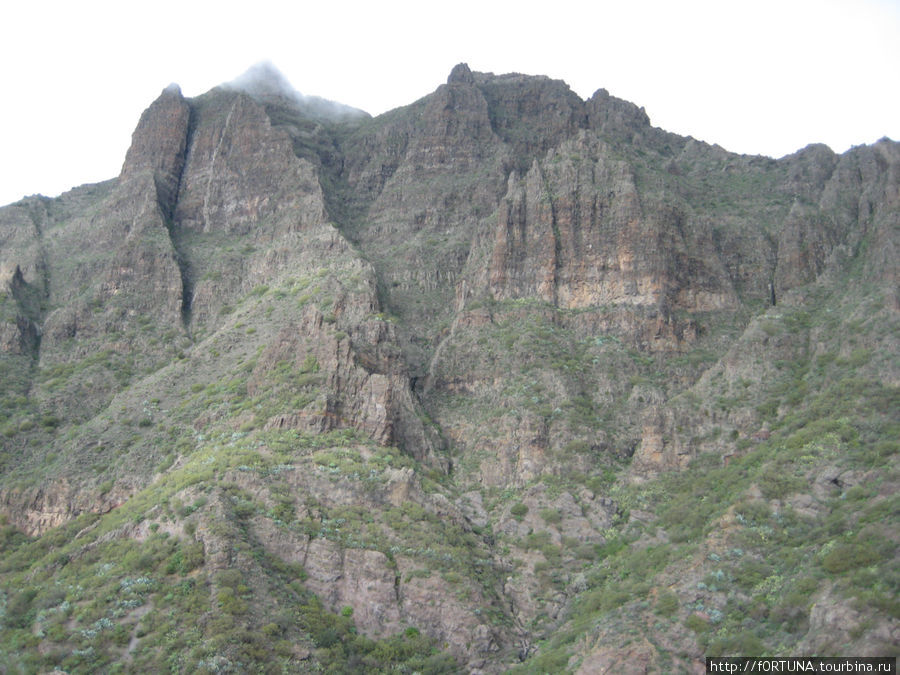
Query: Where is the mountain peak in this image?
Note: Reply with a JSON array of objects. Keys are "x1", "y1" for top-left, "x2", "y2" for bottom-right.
[
  {"x1": 225, "y1": 61, "x2": 298, "y2": 100},
  {"x1": 447, "y1": 62, "x2": 474, "y2": 85},
  {"x1": 221, "y1": 61, "x2": 368, "y2": 121}
]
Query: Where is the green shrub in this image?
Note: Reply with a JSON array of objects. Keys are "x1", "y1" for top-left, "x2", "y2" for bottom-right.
[
  {"x1": 510, "y1": 502, "x2": 528, "y2": 520},
  {"x1": 579, "y1": 586, "x2": 630, "y2": 614},
  {"x1": 734, "y1": 500, "x2": 771, "y2": 525},
  {"x1": 40, "y1": 415, "x2": 61, "y2": 428},
  {"x1": 757, "y1": 463, "x2": 805, "y2": 499},
  {"x1": 523, "y1": 531, "x2": 552, "y2": 551},
  {"x1": 217, "y1": 588, "x2": 248, "y2": 615},
  {"x1": 685, "y1": 614, "x2": 710, "y2": 634},
  {"x1": 540, "y1": 508, "x2": 562, "y2": 524},
  {"x1": 821, "y1": 538, "x2": 889, "y2": 574},
  {"x1": 299, "y1": 354, "x2": 319, "y2": 374},
  {"x1": 655, "y1": 589, "x2": 679, "y2": 616},
  {"x1": 4, "y1": 588, "x2": 38, "y2": 628},
  {"x1": 707, "y1": 633, "x2": 765, "y2": 656},
  {"x1": 733, "y1": 557, "x2": 773, "y2": 590}
]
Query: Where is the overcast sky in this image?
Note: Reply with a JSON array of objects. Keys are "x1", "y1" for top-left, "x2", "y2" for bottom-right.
[{"x1": 2, "y1": 0, "x2": 898, "y2": 207}]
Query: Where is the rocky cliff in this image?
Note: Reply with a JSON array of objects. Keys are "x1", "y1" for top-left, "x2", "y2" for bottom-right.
[{"x1": 0, "y1": 64, "x2": 897, "y2": 673}]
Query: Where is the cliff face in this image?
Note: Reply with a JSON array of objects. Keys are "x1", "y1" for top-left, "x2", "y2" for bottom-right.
[{"x1": 0, "y1": 64, "x2": 897, "y2": 672}]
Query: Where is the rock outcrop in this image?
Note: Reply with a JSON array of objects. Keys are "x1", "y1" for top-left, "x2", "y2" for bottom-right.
[{"x1": 0, "y1": 64, "x2": 897, "y2": 672}]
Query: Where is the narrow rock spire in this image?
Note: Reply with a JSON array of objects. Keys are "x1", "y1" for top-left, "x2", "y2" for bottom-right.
[{"x1": 448, "y1": 63, "x2": 475, "y2": 85}]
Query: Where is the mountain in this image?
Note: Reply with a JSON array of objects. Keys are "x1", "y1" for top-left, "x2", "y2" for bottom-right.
[{"x1": 0, "y1": 62, "x2": 897, "y2": 673}]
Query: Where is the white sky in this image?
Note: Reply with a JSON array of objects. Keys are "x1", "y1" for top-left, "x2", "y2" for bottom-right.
[{"x1": 1, "y1": 0, "x2": 898, "y2": 207}]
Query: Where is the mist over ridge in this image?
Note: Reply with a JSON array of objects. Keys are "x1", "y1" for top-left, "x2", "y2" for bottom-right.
[{"x1": 222, "y1": 60, "x2": 370, "y2": 122}]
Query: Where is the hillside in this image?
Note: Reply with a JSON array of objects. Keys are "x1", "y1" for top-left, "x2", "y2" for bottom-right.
[{"x1": 0, "y1": 63, "x2": 897, "y2": 673}]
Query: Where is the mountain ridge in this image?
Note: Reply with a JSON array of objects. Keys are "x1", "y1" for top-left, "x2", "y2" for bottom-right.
[{"x1": 0, "y1": 63, "x2": 896, "y2": 673}]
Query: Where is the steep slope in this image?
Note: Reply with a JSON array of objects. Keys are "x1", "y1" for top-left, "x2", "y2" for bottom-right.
[{"x1": 0, "y1": 64, "x2": 897, "y2": 673}]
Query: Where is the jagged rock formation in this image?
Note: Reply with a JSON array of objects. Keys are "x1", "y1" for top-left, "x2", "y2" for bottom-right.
[{"x1": 0, "y1": 63, "x2": 897, "y2": 672}]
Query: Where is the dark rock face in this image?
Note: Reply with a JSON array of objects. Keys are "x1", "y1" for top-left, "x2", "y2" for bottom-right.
[
  {"x1": 120, "y1": 84, "x2": 191, "y2": 217},
  {"x1": 174, "y1": 92, "x2": 327, "y2": 238},
  {"x1": 447, "y1": 62, "x2": 475, "y2": 85},
  {"x1": 0, "y1": 64, "x2": 897, "y2": 671}
]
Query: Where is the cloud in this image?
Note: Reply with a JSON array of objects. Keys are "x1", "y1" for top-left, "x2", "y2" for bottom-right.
[{"x1": 222, "y1": 61, "x2": 369, "y2": 122}]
